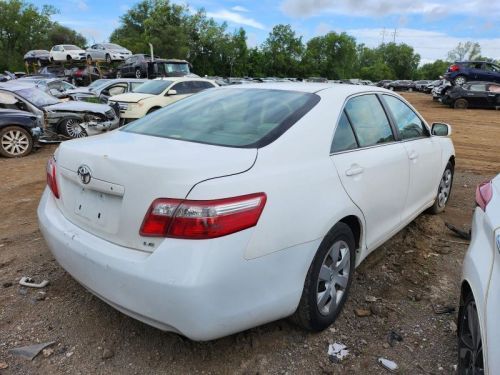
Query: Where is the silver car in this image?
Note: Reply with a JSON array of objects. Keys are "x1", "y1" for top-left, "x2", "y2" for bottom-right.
[{"x1": 86, "y1": 43, "x2": 132, "y2": 63}]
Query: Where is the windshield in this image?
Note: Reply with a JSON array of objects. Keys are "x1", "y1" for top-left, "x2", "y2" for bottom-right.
[
  {"x1": 15, "y1": 87, "x2": 60, "y2": 107},
  {"x1": 88, "y1": 79, "x2": 110, "y2": 90},
  {"x1": 133, "y1": 80, "x2": 173, "y2": 95},
  {"x1": 123, "y1": 88, "x2": 319, "y2": 148},
  {"x1": 165, "y1": 63, "x2": 190, "y2": 75},
  {"x1": 103, "y1": 43, "x2": 123, "y2": 49},
  {"x1": 63, "y1": 45, "x2": 81, "y2": 50}
]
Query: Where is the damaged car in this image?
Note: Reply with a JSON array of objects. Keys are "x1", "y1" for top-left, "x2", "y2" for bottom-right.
[
  {"x1": 442, "y1": 81, "x2": 500, "y2": 109},
  {"x1": 0, "y1": 82, "x2": 119, "y2": 141},
  {"x1": 0, "y1": 107, "x2": 41, "y2": 157}
]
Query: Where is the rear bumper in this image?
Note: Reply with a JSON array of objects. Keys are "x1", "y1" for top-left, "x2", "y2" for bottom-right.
[{"x1": 38, "y1": 189, "x2": 317, "y2": 340}]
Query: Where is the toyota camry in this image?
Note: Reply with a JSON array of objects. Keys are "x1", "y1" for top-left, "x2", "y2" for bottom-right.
[{"x1": 38, "y1": 83, "x2": 455, "y2": 340}]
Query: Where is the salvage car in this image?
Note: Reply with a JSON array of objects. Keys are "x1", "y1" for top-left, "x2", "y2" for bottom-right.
[
  {"x1": 86, "y1": 43, "x2": 132, "y2": 63},
  {"x1": 68, "y1": 66, "x2": 102, "y2": 86},
  {"x1": 50, "y1": 45, "x2": 87, "y2": 62},
  {"x1": 385, "y1": 80, "x2": 415, "y2": 91},
  {"x1": 116, "y1": 55, "x2": 191, "y2": 79},
  {"x1": 458, "y1": 175, "x2": 500, "y2": 374},
  {"x1": 442, "y1": 81, "x2": 500, "y2": 109},
  {"x1": 108, "y1": 77, "x2": 216, "y2": 122},
  {"x1": 23, "y1": 50, "x2": 51, "y2": 66},
  {"x1": 0, "y1": 107, "x2": 41, "y2": 157},
  {"x1": 432, "y1": 80, "x2": 452, "y2": 101},
  {"x1": 38, "y1": 83, "x2": 455, "y2": 340},
  {"x1": 15, "y1": 77, "x2": 77, "y2": 98},
  {"x1": 414, "y1": 80, "x2": 432, "y2": 91},
  {"x1": 65, "y1": 78, "x2": 146, "y2": 103},
  {"x1": 0, "y1": 82, "x2": 118, "y2": 140},
  {"x1": 444, "y1": 61, "x2": 500, "y2": 86}
]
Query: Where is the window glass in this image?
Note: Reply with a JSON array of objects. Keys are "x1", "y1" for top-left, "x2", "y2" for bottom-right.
[
  {"x1": 194, "y1": 81, "x2": 215, "y2": 91},
  {"x1": 331, "y1": 111, "x2": 358, "y2": 153},
  {"x1": 488, "y1": 84, "x2": 500, "y2": 93},
  {"x1": 382, "y1": 95, "x2": 426, "y2": 140},
  {"x1": 172, "y1": 81, "x2": 196, "y2": 95},
  {"x1": 133, "y1": 80, "x2": 173, "y2": 95},
  {"x1": 344, "y1": 95, "x2": 394, "y2": 147},
  {"x1": 130, "y1": 82, "x2": 144, "y2": 91},
  {"x1": 469, "y1": 84, "x2": 486, "y2": 91},
  {"x1": 108, "y1": 85, "x2": 127, "y2": 96},
  {"x1": 123, "y1": 88, "x2": 317, "y2": 148}
]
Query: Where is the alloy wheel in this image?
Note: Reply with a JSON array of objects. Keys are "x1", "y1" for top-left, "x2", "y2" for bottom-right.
[
  {"x1": 1, "y1": 129, "x2": 30, "y2": 156},
  {"x1": 65, "y1": 119, "x2": 87, "y2": 138},
  {"x1": 454, "y1": 76, "x2": 467, "y2": 86},
  {"x1": 459, "y1": 300, "x2": 484, "y2": 374},
  {"x1": 135, "y1": 69, "x2": 142, "y2": 78},
  {"x1": 316, "y1": 240, "x2": 350, "y2": 316},
  {"x1": 437, "y1": 168, "x2": 452, "y2": 208}
]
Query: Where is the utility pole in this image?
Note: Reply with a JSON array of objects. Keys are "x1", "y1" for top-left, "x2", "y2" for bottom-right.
[
  {"x1": 380, "y1": 28, "x2": 386, "y2": 45},
  {"x1": 392, "y1": 28, "x2": 398, "y2": 43}
]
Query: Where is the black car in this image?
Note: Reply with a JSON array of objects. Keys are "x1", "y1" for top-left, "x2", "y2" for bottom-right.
[
  {"x1": 414, "y1": 80, "x2": 431, "y2": 91},
  {"x1": 444, "y1": 61, "x2": 500, "y2": 86},
  {"x1": 36, "y1": 66, "x2": 71, "y2": 79},
  {"x1": 442, "y1": 81, "x2": 500, "y2": 109},
  {"x1": 0, "y1": 108, "x2": 41, "y2": 157},
  {"x1": 385, "y1": 80, "x2": 415, "y2": 91},
  {"x1": 116, "y1": 55, "x2": 191, "y2": 79},
  {"x1": 68, "y1": 66, "x2": 103, "y2": 86},
  {"x1": 23, "y1": 50, "x2": 51, "y2": 66}
]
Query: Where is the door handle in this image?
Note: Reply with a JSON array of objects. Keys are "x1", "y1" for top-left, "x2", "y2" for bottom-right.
[
  {"x1": 408, "y1": 151, "x2": 419, "y2": 160},
  {"x1": 346, "y1": 166, "x2": 364, "y2": 176}
]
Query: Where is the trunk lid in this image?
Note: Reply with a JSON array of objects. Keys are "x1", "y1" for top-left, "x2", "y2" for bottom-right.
[{"x1": 54, "y1": 130, "x2": 257, "y2": 252}]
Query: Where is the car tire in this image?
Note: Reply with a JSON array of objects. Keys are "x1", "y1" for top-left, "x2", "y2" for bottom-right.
[
  {"x1": 428, "y1": 161, "x2": 454, "y2": 214},
  {"x1": 105, "y1": 54, "x2": 112, "y2": 64},
  {"x1": 66, "y1": 55, "x2": 72, "y2": 62},
  {"x1": 454, "y1": 76, "x2": 467, "y2": 86},
  {"x1": 60, "y1": 118, "x2": 87, "y2": 139},
  {"x1": 0, "y1": 126, "x2": 33, "y2": 158},
  {"x1": 458, "y1": 292, "x2": 484, "y2": 374},
  {"x1": 116, "y1": 70, "x2": 122, "y2": 78},
  {"x1": 135, "y1": 68, "x2": 142, "y2": 79},
  {"x1": 454, "y1": 98, "x2": 468, "y2": 109},
  {"x1": 291, "y1": 222, "x2": 355, "y2": 331}
]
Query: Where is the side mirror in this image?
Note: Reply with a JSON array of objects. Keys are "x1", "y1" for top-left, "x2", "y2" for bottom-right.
[
  {"x1": 166, "y1": 89, "x2": 177, "y2": 96},
  {"x1": 431, "y1": 122, "x2": 452, "y2": 136}
]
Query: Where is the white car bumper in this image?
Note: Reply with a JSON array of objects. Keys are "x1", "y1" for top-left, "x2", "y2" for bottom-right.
[
  {"x1": 38, "y1": 189, "x2": 317, "y2": 340},
  {"x1": 85, "y1": 116, "x2": 119, "y2": 136}
]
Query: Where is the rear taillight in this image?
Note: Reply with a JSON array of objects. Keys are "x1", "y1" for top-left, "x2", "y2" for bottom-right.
[
  {"x1": 476, "y1": 181, "x2": 492, "y2": 211},
  {"x1": 140, "y1": 193, "x2": 267, "y2": 239},
  {"x1": 449, "y1": 64, "x2": 460, "y2": 72},
  {"x1": 46, "y1": 157, "x2": 59, "y2": 199}
]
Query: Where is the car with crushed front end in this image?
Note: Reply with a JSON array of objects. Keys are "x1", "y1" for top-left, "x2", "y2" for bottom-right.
[
  {"x1": 458, "y1": 175, "x2": 500, "y2": 375},
  {"x1": 442, "y1": 81, "x2": 500, "y2": 109},
  {"x1": 15, "y1": 77, "x2": 77, "y2": 99},
  {"x1": 65, "y1": 78, "x2": 147, "y2": 103},
  {"x1": 0, "y1": 82, "x2": 119, "y2": 140},
  {"x1": 0, "y1": 108, "x2": 41, "y2": 157},
  {"x1": 38, "y1": 83, "x2": 455, "y2": 341}
]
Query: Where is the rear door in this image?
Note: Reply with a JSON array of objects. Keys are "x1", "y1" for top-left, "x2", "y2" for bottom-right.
[
  {"x1": 168, "y1": 81, "x2": 198, "y2": 104},
  {"x1": 381, "y1": 94, "x2": 442, "y2": 217},
  {"x1": 331, "y1": 94, "x2": 409, "y2": 250}
]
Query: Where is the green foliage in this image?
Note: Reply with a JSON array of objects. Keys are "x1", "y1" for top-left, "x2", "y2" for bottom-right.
[
  {"x1": 0, "y1": 0, "x2": 86, "y2": 71},
  {"x1": 416, "y1": 59, "x2": 450, "y2": 80},
  {"x1": 261, "y1": 24, "x2": 304, "y2": 77},
  {"x1": 447, "y1": 41, "x2": 481, "y2": 62}
]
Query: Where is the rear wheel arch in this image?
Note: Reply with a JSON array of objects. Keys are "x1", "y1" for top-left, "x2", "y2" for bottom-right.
[{"x1": 339, "y1": 215, "x2": 362, "y2": 254}]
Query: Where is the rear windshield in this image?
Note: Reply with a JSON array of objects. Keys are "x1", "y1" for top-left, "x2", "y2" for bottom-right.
[
  {"x1": 132, "y1": 80, "x2": 173, "y2": 95},
  {"x1": 122, "y1": 88, "x2": 320, "y2": 148}
]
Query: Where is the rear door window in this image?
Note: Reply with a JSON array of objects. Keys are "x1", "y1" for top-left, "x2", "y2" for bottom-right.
[
  {"x1": 172, "y1": 81, "x2": 197, "y2": 95},
  {"x1": 331, "y1": 111, "x2": 358, "y2": 153},
  {"x1": 382, "y1": 95, "x2": 427, "y2": 140},
  {"x1": 344, "y1": 94, "x2": 394, "y2": 147}
]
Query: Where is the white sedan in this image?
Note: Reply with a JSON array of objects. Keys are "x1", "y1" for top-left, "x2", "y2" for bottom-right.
[
  {"x1": 38, "y1": 83, "x2": 455, "y2": 340},
  {"x1": 49, "y1": 45, "x2": 87, "y2": 62},
  {"x1": 459, "y1": 175, "x2": 500, "y2": 374}
]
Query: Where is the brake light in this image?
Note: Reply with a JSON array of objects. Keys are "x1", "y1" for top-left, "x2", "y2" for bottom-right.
[
  {"x1": 476, "y1": 181, "x2": 493, "y2": 211},
  {"x1": 46, "y1": 157, "x2": 59, "y2": 198},
  {"x1": 449, "y1": 64, "x2": 460, "y2": 72},
  {"x1": 140, "y1": 193, "x2": 267, "y2": 239}
]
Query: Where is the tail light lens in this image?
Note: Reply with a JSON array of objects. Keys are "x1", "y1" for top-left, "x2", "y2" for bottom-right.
[
  {"x1": 140, "y1": 193, "x2": 267, "y2": 239},
  {"x1": 476, "y1": 181, "x2": 492, "y2": 211},
  {"x1": 46, "y1": 157, "x2": 59, "y2": 199},
  {"x1": 449, "y1": 64, "x2": 460, "y2": 72}
]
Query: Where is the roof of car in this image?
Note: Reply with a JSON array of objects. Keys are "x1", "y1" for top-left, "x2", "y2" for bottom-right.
[
  {"x1": 0, "y1": 81, "x2": 44, "y2": 91},
  {"x1": 153, "y1": 77, "x2": 215, "y2": 82},
  {"x1": 218, "y1": 82, "x2": 388, "y2": 95}
]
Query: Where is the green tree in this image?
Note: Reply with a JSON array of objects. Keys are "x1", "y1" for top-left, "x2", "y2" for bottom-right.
[
  {"x1": 416, "y1": 59, "x2": 450, "y2": 79},
  {"x1": 47, "y1": 23, "x2": 86, "y2": 47},
  {"x1": 261, "y1": 24, "x2": 304, "y2": 77},
  {"x1": 447, "y1": 41, "x2": 481, "y2": 62},
  {"x1": 378, "y1": 43, "x2": 420, "y2": 79}
]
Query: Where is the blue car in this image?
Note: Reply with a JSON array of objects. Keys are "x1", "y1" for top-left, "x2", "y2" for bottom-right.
[{"x1": 444, "y1": 61, "x2": 500, "y2": 86}]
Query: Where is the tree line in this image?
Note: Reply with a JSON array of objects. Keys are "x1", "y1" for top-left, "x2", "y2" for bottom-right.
[{"x1": 1, "y1": 0, "x2": 497, "y2": 81}]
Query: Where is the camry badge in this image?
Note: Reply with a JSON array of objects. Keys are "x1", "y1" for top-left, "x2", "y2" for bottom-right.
[{"x1": 77, "y1": 164, "x2": 92, "y2": 185}]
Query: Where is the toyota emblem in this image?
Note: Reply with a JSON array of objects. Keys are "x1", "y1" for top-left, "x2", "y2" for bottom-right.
[{"x1": 77, "y1": 164, "x2": 92, "y2": 185}]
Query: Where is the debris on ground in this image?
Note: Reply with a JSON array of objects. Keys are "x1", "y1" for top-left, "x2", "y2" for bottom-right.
[
  {"x1": 0, "y1": 362, "x2": 8, "y2": 369},
  {"x1": 378, "y1": 357, "x2": 399, "y2": 372},
  {"x1": 102, "y1": 348, "x2": 114, "y2": 360},
  {"x1": 365, "y1": 295, "x2": 379, "y2": 302},
  {"x1": 433, "y1": 304, "x2": 456, "y2": 315},
  {"x1": 2, "y1": 281, "x2": 12, "y2": 288},
  {"x1": 327, "y1": 343, "x2": 349, "y2": 363},
  {"x1": 445, "y1": 223, "x2": 471, "y2": 240},
  {"x1": 354, "y1": 308, "x2": 371, "y2": 317},
  {"x1": 8, "y1": 341, "x2": 55, "y2": 360},
  {"x1": 42, "y1": 348, "x2": 54, "y2": 357},
  {"x1": 387, "y1": 331, "x2": 403, "y2": 347},
  {"x1": 19, "y1": 276, "x2": 49, "y2": 288}
]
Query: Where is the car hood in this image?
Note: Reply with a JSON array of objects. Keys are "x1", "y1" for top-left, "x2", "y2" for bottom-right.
[
  {"x1": 108, "y1": 93, "x2": 154, "y2": 103},
  {"x1": 44, "y1": 101, "x2": 111, "y2": 114},
  {"x1": 65, "y1": 88, "x2": 92, "y2": 95}
]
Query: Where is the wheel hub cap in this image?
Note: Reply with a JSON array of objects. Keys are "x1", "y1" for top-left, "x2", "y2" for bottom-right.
[{"x1": 1, "y1": 130, "x2": 29, "y2": 156}]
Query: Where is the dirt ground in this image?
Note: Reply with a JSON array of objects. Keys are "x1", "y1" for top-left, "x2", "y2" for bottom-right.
[{"x1": 0, "y1": 92, "x2": 498, "y2": 374}]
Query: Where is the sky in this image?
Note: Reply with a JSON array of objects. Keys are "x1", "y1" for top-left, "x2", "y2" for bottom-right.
[{"x1": 42, "y1": 0, "x2": 500, "y2": 64}]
